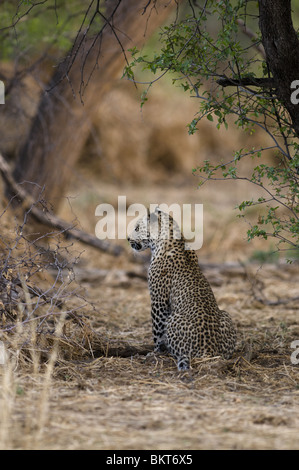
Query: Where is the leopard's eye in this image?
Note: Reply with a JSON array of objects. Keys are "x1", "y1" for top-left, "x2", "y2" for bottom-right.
[{"x1": 135, "y1": 225, "x2": 139, "y2": 232}]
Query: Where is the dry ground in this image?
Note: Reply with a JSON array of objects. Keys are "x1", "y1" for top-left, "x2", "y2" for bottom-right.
[
  {"x1": 0, "y1": 176, "x2": 298, "y2": 451},
  {"x1": 0, "y1": 82, "x2": 298, "y2": 450},
  {"x1": 1, "y1": 259, "x2": 298, "y2": 450}
]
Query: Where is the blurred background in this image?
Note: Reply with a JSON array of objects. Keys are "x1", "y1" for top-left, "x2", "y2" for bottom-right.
[
  {"x1": 0, "y1": 2, "x2": 299, "y2": 451},
  {"x1": 1, "y1": 0, "x2": 298, "y2": 263}
]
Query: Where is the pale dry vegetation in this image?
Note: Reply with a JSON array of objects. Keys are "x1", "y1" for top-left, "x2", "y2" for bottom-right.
[{"x1": 0, "y1": 84, "x2": 299, "y2": 450}]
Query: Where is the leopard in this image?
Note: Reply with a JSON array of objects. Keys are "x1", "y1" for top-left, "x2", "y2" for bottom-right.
[{"x1": 127, "y1": 206, "x2": 236, "y2": 371}]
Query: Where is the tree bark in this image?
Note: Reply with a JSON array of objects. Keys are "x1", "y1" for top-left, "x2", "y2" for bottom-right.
[
  {"x1": 13, "y1": 0, "x2": 178, "y2": 210},
  {"x1": 258, "y1": 0, "x2": 299, "y2": 136}
]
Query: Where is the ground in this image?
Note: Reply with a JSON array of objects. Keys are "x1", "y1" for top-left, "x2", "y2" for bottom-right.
[
  {"x1": 0, "y1": 79, "x2": 298, "y2": 450},
  {"x1": 0, "y1": 175, "x2": 298, "y2": 451}
]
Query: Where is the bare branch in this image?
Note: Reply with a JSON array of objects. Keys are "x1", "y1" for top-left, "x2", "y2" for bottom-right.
[
  {"x1": 216, "y1": 76, "x2": 275, "y2": 88},
  {"x1": 0, "y1": 153, "x2": 123, "y2": 256}
]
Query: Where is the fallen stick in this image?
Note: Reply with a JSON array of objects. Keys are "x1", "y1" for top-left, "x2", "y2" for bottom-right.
[
  {"x1": 0, "y1": 153, "x2": 124, "y2": 256},
  {"x1": 93, "y1": 340, "x2": 153, "y2": 358}
]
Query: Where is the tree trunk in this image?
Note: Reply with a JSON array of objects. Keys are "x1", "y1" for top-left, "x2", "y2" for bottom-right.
[
  {"x1": 258, "y1": 0, "x2": 299, "y2": 136},
  {"x1": 13, "y1": 0, "x2": 178, "y2": 210}
]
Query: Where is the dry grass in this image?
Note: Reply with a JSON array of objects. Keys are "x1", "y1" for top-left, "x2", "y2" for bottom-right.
[
  {"x1": 1, "y1": 218, "x2": 298, "y2": 450},
  {"x1": 0, "y1": 82, "x2": 298, "y2": 450}
]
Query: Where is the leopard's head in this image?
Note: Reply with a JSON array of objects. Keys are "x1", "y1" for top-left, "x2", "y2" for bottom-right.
[
  {"x1": 127, "y1": 210, "x2": 152, "y2": 252},
  {"x1": 127, "y1": 207, "x2": 183, "y2": 252}
]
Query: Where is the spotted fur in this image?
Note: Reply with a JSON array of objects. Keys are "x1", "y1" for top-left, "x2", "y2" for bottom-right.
[{"x1": 127, "y1": 208, "x2": 236, "y2": 371}]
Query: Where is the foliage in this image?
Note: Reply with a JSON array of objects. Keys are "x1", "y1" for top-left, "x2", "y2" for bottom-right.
[
  {"x1": 124, "y1": 0, "x2": 299, "y2": 260},
  {"x1": 0, "y1": 0, "x2": 103, "y2": 62}
]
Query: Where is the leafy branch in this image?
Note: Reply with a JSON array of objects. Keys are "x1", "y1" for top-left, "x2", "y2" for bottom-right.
[{"x1": 123, "y1": 0, "x2": 299, "y2": 260}]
